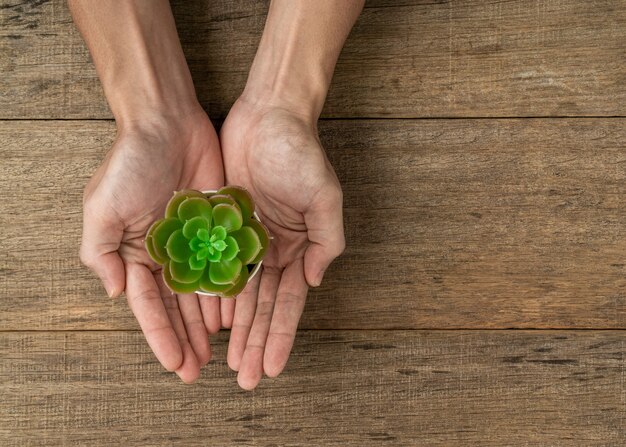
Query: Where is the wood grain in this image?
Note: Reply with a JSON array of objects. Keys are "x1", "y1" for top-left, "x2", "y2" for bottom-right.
[
  {"x1": 1, "y1": 330, "x2": 623, "y2": 446},
  {"x1": 1, "y1": 0, "x2": 625, "y2": 119},
  {"x1": 2, "y1": 1, "x2": 625, "y2": 443},
  {"x1": 1, "y1": 119, "x2": 624, "y2": 330}
]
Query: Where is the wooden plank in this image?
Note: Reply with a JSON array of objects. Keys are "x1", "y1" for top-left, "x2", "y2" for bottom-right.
[
  {"x1": 0, "y1": 330, "x2": 624, "y2": 446},
  {"x1": 0, "y1": 119, "x2": 624, "y2": 330},
  {"x1": 1, "y1": 0, "x2": 625, "y2": 119}
]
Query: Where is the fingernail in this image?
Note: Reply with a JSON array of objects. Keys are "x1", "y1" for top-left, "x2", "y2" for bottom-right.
[
  {"x1": 313, "y1": 270, "x2": 325, "y2": 287},
  {"x1": 103, "y1": 281, "x2": 116, "y2": 298}
]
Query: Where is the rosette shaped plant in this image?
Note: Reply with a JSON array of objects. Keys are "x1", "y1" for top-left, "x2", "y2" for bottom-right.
[{"x1": 144, "y1": 186, "x2": 270, "y2": 297}]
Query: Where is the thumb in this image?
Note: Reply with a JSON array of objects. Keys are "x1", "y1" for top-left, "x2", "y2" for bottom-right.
[
  {"x1": 303, "y1": 186, "x2": 346, "y2": 287},
  {"x1": 80, "y1": 202, "x2": 126, "y2": 298}
]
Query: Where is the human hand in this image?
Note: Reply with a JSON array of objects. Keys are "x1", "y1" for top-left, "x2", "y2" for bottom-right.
[
  {"x1": 219, "y1": 98, "x2": 346, "y2": 389},
  {"x1": 80, "y1": 109, "x2": 224, "y2": 383}
]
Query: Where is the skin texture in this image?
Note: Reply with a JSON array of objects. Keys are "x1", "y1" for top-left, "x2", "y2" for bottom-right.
[
  {"x1": 69, "y1": 0, "x2": 364, "y2": 388},
  {"x1": 220, "y1": 100, "x2": 345, "y2": 389},
  {"x1": 69, "y1": 0, "x2": 225, "y2": 383},
  {"x1": 220, "y1": 0, "x2": 364, "y2": 389},
  {"x1": 82, "y1": 114, "x2": 224, "y2": 383}
]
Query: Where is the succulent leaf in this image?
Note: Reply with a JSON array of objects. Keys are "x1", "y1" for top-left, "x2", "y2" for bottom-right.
[
  {"x1": 221, "y1": 236, "x2": 240, "y2": 261},
  {"x1": 212, "y1": 203, "x2": 243, "y2": 232},
  {"x1": 197, "y1": 246, "x2": 210, "y2": 258},
  {"x1": 218, "y1": 186, "x2": 255, "y2": 223},
  {"x1": 163, "y1": 262, "x2": 200, "y2": 293},
  {"x1": 165, "y1": 190, "x2": 206, "y2": 218},
  {"x1": 230, "y1": 226, "x2": 261, "y2": 264},
  {"x1": 206, "y1": 248, "x2": 222, "y2": 262},
  {"x1": 152, "y1": 218, "x2": 183, "y2": 261},
  {"x1": 209, "y1": 256, "x2": 242, "y2": 285},
  {"x1": 221, "y1": 264, "x2": 250, "y2": 298},
  {"x1": 189, "y1": 236, "x2": 203, "y2": 252},
  {"x1": 170, "y1": 259, "x2": 204, "y2": 283},
  {"x1": 247, "y1": 219, "x2": 270, "y2": 264},
  {"x1": 196, "y1": 228, "x2": 210, "y2": 242},
  {"x1": 199, "y1": 269, "x2": 236, "y2": 294},
  {"x1": 145, "y1": 235, "x2": 167, "y2": 265},
  {"x1": 213, "y1": 239, "x2": 226, "y2": 251},
  {"x1": 188, "y1": 254, "x2": 207, "y2": 271},
  {"x1": 178, "y1": 197, "x2": 213, "y2": 223},
  {"x1": 208, "y1": 194, "x2": 237, "y2": 208},
  {"x1": 165, "y1": 229, "x2": 193, "y2": 263},
  {"x1": 210, "y1": 225, "x2": 227, "y2": 241},
  {"x1": 182, "y1": 216, "x2": 209, "y2": 240},
  {"x1": 146, "y1": 218, "x2": 163, "y2": 240}
]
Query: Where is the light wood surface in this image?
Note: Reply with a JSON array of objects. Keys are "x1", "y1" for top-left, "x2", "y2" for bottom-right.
[
  {"x1": 1, "y1": 0, "x2": 625, "y2": 119},
  {"x1": 1, "y1": 0, "x2": 624, "y2": 445},
  {"x1": 1, "y1": 331, "x2": 624, "y2": 446},
  {"x1": 1, "y1": 119, "x2": 624, "y2": 330}
]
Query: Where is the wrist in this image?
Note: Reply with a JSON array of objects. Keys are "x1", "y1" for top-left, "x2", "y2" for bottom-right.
[
  {"x1": 115, "y1": 102, "x2": 207, "y2": 139},
  {"x1": 108, "y1": 78, "x2": 200, "y2": 129},
  {"x1": 103, "y1": 43, "x2": 200, "y2": 127},
  {"x1": 240, "y1": 52, "x2": 329, "y2": 123},
  {"x1": 239, "y1": 0, "x2": 364, "y2": 122},
  {"x1": 69, "y1": 0, "x2": 201, "y2": 127},
  {"x1": 239, "y1": 2, "x2": 336, "y2": 122}
]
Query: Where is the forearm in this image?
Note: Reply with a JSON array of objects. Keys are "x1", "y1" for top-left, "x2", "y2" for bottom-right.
[
  {"x1": 68, "y1": 0, "x2": 199, "y2": 129},
  {"x1": 241, "y1": 0, "x2": 365, "y2": 121}
]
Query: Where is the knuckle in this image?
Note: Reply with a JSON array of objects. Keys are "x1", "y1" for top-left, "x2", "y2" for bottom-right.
[
  {"x1": 255, "y1": 300, "x2": 275, "y2": 319},
  {"x1": 161, "y1": 294, "x2": 179, "y2": 310},
  {"x1": 132, "y1": 289, "x2": 163, "y2": 306},
  {"x1": 277, "y1": 291, "x2": 303, "y2": 306}
]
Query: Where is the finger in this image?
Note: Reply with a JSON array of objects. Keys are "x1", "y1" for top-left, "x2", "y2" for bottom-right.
[
  {"x1": 220, "y1": 296, "x2": 235, "y2": 329},
  {"x1": 264, "y1": 259, "x2": 308, "y2": 377},
  {"x1": 178, "y1": 293, "x2": 212, "y2": 366},
  {"x1": 198, "y1": 295, "x2": 221, "y2": 335},
  {"x1": 237, "y1": 268, "x2": 281, "y2": 390},
  {"x1": 303, "y1": 185, "x2": 345, "y2": 287},
  {"x1": 154, "y1": 274, "x2": 201, "y2": 384},
  {"x1": 227, "y1": 272, "x2": 261, "y2": 372},
  {"x1": 124, "y1": 263, "x2": 182, "y2": 372},
  {"x1": 80, "y1": 202, "x2": 125, "y2": 297},
  {"x1": 178, "y1": 343, "x2": 202, "y2": 384}
]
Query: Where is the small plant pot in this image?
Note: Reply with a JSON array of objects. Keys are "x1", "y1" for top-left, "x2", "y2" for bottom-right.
[
  {"x1": 144, "y1": 186, "x2": 270, "y2": 298},
  {"x1": 196, "y1": 190, "x2": 264, "y2": 297}
]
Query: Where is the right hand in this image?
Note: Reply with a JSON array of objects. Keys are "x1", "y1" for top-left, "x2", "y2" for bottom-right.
[{"x1": 80, "y1": 107, "x2": 224, "y2": 383}]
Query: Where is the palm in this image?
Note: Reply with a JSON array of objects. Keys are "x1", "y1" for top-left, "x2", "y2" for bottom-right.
[
  {"x1": 90, "y1": 126, "x2": 220, "y2": 263},
  {"x1": 81, "y1": 112, "x2": 224, "y2": 382},
  {"x1": 219, "y1": 99, "x2": 345, "y2": 389},
  {"x1": 225, "y1": 116, "x2": 316, "y2": 266}
]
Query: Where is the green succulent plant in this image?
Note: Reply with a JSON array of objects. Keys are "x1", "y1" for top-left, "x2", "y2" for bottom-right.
[{"x1": 145, "y1": 186, "x2": 270, "y2": 297}]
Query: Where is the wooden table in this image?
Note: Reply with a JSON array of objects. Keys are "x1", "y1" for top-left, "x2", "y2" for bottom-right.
[{"x1": 1, "y1": 1, "x2": 625, "y2": 445}]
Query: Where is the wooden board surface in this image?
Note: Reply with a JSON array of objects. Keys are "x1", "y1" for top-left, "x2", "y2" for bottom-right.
[
  {"x1": 1, "y1": 330, "x2": 624, "y2": 446},
  {"x1": 1, "y1": 119, "x2": 624, "y2": 330},
  {"x1": 2, "y1": 1, "x2": 625, "y2": 443},
  {"x1": 1, "y1": 0, "x2": 625, "y2": 119}
]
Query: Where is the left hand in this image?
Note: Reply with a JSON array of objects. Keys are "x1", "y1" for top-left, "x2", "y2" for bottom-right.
[{"x1": 219, "y1": 97, "x2": 346, "y2": 390}]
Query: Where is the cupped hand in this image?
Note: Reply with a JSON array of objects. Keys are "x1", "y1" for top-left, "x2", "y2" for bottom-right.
[
  {"x1": 219, "y1": 98, "x2": 346, "y2": 390},
  {"x1": 80, "y1": 108, "x2": 224, "y2": 383}
]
